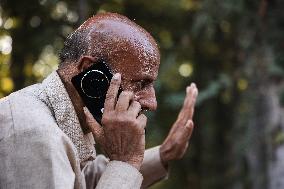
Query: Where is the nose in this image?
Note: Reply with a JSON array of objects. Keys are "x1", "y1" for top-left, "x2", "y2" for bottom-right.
[{"x1": 136, "y1": 87, "x2": 157, "y2": 111}]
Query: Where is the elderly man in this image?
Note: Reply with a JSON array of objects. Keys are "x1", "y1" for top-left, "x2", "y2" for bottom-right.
[{"x1": 0, "y1": 13, "x2": 198, "y2": 189}]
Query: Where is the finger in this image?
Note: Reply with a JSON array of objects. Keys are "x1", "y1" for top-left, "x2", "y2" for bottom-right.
[
  {"x1": 189, "y1": 87, "x2": 198, "y2": 118},
  {"x1": 178, "y1": 84, "x2": 198, "y2": 122},
  {"x1": 184, "y1": 84, "x2": 198, "y2": 113},
  {"x1": 174, "y1": 120, "x2": 193, "y2": 144},
  {"x1": 128, "y1": 101, "x2": 141, "y2": 117},
  {"x1": 83, "y1": 107, "x2": 105, "y2": 144},
  {"x1": 104, "y1": 73, "x2": 121, "y2": 111},
  {"x1": 116, "y1": 91, "x2": 134, "y2": 112},
  {"x1": 176, "y1": 120, "x2": 194, "y2": 159},
  {"x1": 137, "y1": 113, "x2": 147, "y2": 130},
  {"x1": 178, "y1": 85, "x2": 194, "y2": 120},
  {"x1": 181, "y1": 120, "x2": 194, "y2": 142}
]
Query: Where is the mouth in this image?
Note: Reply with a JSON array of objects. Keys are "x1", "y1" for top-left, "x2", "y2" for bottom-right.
[
  {"x1": 141, "y1": 108, "x2": 149, "y2": 114},
  {"x1": 141, "y1": 108, "x2": 150, "y2": 112}
]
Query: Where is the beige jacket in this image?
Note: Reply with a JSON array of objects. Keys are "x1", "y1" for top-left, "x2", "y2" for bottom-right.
[{"x1": 0, "y1": 71, "x2": 167, "y2": 189}]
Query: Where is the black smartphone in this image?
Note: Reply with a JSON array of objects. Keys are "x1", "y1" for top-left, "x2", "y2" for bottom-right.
[{"x1": 71, "y1": 59, "x2": 120, "y2": 125}]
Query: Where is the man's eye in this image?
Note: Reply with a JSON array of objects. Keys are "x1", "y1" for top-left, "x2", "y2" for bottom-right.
[
  {"x1": 135, "y1": 80, "x2": 143, "y2": 89},
  {"x1": 137, "y1": 80, "x2": 151, "y2": 89}
]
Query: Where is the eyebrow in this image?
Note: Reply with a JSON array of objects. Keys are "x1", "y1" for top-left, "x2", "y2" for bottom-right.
[{"x1": 135, "y1": 74, "x2": 157, "y2": 81}]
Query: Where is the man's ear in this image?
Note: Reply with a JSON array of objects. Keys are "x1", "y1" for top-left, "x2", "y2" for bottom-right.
[{"x1": 77, "y1": 56, "x2": 97, "y2": 72}]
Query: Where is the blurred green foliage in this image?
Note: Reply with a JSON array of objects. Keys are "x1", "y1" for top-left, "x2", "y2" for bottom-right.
[{"x1": 1, "y1": 0, "x2": 284, "y2": 188}]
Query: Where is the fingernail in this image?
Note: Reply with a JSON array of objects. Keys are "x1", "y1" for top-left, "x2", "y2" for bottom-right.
[
  {"x1": 113, "y1": 73, "x2": 121, "y2": 80},
  {"x1": 83, "y1": 107, "x2": 89, "y2": 114},
  {"x1": 185, "y1": 120, "x2": 193, "y2": 128}
]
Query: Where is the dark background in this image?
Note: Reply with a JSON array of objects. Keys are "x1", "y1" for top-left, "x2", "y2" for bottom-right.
[{"x1": 1, "y1": 0, "x2": 284, "y2": 188}]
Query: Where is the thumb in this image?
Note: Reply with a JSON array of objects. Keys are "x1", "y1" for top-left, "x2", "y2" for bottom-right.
[
  {"x1": 83, "y1": 107, "x2": 104, "y2": 145},
  {"x1": 181, "y1": 120, "x2": 194, "y2": 142}
]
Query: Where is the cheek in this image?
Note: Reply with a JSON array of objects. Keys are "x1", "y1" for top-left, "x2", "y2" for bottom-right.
[
  {"x1": 134, "y1": 86, "x2": 156, "y2": 101},
  {"x1": 119, "y1": 80, "x2": 138, "y2": 92}
]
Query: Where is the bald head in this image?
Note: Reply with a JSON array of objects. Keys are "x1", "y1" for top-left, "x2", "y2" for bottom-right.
[{"x1": 59, "y1": 12, "x2": 160, "y2": 70}]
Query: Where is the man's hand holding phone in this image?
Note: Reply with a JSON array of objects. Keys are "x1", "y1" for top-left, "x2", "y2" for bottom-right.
[{"x1": 84, "y1": 73, "x2": 146, "y2": 170}]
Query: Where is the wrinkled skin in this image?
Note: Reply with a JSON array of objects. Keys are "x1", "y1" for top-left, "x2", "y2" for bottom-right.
[{"x1": 58, "y1": 13, "x2": 198, "y2": 170}]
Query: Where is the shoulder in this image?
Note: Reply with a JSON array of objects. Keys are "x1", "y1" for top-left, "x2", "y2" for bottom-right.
[
  {"x1": 1, "y1": 84, "x2": 69, "y2": 144},
  {"x1": 0, "y1": 96, "x2": 13, "y2": 140},
  {"x1": 1, "y1": 87, "x2": 77, "y2": 161},
  {"x1": 9, "y1": 84, "x2": 55, "y2": 128},
  {"x1": 0, "y1": 92, "x2": 80, "y2": 189}
]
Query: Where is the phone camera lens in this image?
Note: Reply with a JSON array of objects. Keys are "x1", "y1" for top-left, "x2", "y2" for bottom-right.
[{"x1": 81, "y1": 70, "x2": 109, "y2": 98}]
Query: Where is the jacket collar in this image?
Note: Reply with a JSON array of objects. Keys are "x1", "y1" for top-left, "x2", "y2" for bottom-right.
[{"x1": 41, "y1": 71, "x2": 95, "y2": 163}]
